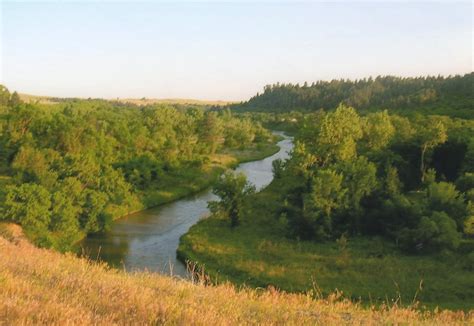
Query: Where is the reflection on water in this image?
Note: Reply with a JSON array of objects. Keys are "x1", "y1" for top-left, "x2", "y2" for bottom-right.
[{"x1": 79, "y1": 133, "x2": 293, "y2": 277}]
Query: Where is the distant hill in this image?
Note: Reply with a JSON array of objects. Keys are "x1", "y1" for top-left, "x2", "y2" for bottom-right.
[
  {"x1": 0, "y1": 222, "x2": 470, "y2": 325},
  {"x1": 116, "y1": 98, "x2": 236, "y2": 106},
  {"x1": 233, "y1": 73, "x2": 474, "y2": 113},
  {"x1": 18, "y1": 93, "x2": 61, "y2": 105},
  {"x1": 19, "y1": 93, "x2": 235, "y2": 107}
]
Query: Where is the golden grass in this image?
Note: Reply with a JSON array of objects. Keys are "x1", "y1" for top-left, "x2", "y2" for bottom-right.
[
  {"x1": 18, "y1": 93, "x2": 61, "y2": 105},
  {"x1": 0, "y1": 223, "x2": 472, "y2": 325},
  {"x1": 18, "y1": 92, "x2": 236, "y2": 106},
  {"x1": 116, "y1": 98, "x2": 236, "y2": 106}
]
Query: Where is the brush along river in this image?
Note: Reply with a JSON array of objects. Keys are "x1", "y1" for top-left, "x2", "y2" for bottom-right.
[{"x1": 79, "y1": 133, "x2": 293, "y2": 277}]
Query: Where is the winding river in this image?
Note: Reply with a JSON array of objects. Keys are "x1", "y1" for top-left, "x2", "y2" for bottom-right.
[{"x1": 79, "y1": 133, "x2": 293, "y2": 277}]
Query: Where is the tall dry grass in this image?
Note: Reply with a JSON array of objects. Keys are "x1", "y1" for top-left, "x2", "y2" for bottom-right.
[{"x1": 0, "y1": 223, "x2": 471, "y2": 325}]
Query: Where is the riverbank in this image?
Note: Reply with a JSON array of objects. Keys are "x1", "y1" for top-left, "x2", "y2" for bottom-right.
[
  {"x1": 110, "y1": 140, "x2": 281, "y2": 219},
  {"x1": 74, "y1": 139, "x2": 280, "y2": 243},
  {"x1": 137, "y1": 140, "x2": 281, "y2": 209},
  {"x1": 178, "y1": 177, "x2": 474, "y2": 311},
  {"x1": 78, "y1": 135, "x2": 286, "y2": 273},
  {"x1": 1, "y1": 223, "x2": 470, "y2": 325}
]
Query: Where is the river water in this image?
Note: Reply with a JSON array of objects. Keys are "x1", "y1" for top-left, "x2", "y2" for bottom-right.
[{"x1": 79, "y1": 133, "x2": 293, "y2": 277}]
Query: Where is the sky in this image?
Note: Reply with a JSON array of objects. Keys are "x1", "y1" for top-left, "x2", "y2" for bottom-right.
[{"x1": 0, "y1": 1, "x2": 472, "y2": 101}]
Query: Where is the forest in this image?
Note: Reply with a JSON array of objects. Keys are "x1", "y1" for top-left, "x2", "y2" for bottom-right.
[
  {"x1": 271, "y1": 106, "x2": 473, "y2": 251},
  {"x1": 0, "y1": 85, "x2": 274, "y2": 251},
  {"x1": 233, "y1": 73, "x2": 474, "y2": 118}
]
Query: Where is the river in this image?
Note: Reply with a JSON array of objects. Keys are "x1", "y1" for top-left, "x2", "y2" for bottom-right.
[{"x1": 79, "y1": 133, "x2": 293, "y2": 277}]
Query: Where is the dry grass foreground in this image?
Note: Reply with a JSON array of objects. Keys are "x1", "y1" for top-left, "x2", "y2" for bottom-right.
[{"x1": 0, "y1": 223, "x2": 472, "y2": 325}]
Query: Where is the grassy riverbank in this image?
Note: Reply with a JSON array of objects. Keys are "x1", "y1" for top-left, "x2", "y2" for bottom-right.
[
  {"x1": 134, "y1": 140, "x2": 281, "y2": 210},
  {"x1": 178, "y1": 178, "x2": 474, "y2": 311},
  {"x1": 0, "y1": 223, "x2": 470, "y2": 325}
]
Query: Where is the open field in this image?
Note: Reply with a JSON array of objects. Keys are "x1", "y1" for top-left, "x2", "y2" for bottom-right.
[
  {"x1": 19, "y1": 93, "x2": 236, "y2": 106},
  {"x1": 116, "y1": 98, "x2": 236, "y2": 106}
]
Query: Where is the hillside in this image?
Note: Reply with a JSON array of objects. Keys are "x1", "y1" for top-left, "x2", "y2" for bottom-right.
[
  {"x1": 0, "y1": 223, "x2": 470, "y2": 325},
  {"x1": 233, "y1": 73, "x2": 474, "y2": 114}
]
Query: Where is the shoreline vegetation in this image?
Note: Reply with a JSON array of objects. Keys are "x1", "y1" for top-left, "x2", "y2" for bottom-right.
[
  {"x1": 69, "y1": 140, "x2": 281, "y2": 250},
  {"x1": 5, "y1": 137, "x2": 281, "y2": 250},
  {"x1": 0, "y1": 223, "x2": 471, "y2": 325},
  {"x1": 0, "y1": 86, "x2": 281, "y2": 251},
  {"x1": 178, "y1": 178, "x2": 474, "y2": 311},
  {"x1": 108, "y1": 139, "x2": 281, "y2": 219},
  {"x1": 179, "y1": 92, "x2": 474, "y2": 312}
]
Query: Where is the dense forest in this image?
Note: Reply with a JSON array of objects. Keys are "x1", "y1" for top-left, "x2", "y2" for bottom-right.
[
  {"x1": 233, "y1": 73, "x2": 474, "y2": 118},
  {"x1": 179, "y1": 76, "x2": 474, "y2": 308},
  {"x1": 0, "y1": 85, "x2": 274, "y2": 251},
  {"x1": 273, "y1": 106, "x2": 473, "y2": 252},
  {"x1": 185, "y1": 104, "x2": 474, "y2": 254}
]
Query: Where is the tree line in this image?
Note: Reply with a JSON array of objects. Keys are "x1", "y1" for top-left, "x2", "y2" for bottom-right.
[
  {"x1": 268, "y1": 105, "x2": 473, "y2": 253},
  {"x1": 233, "y1": 73, "x2": 473, "y2": 117}
]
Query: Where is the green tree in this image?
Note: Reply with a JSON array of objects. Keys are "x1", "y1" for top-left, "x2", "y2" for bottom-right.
[
  {"x1": 80, "y1": 189, "x2": 109, "y2": 233},
  {"x1": 362, "y1": 110, "x2": 395, "y2": 150},
  {"x1": 9, "y1": 91, "x2": 21, "y2": 107},
  {"x1": 316, "y1": 105, "x2": 363, "y2": 164},
  {"x1": 462, "y1": 138, "x2": 474, "y2": 173},
  {"x1": 339, "y1": 156, "x2": 378, "y2": 212},
  {"x1": 50, "y1": 191, "x2": 81, "y2": 251},
  {"x1": 199, "y1": 111, "x2": 223, "y2": 154},
  {"x1": 465, "y1": 212, "x2": 474, "y2": 236},
  {"x1": 308, "y1": 169, "x2": 346, "y2": 218},
  {"x1": 0, "y1": 85, "x2": 10, "y2": 106},
  {"x1": 303, "y1": 169, "x2": 347, "y2": 239},
  {"x1": 272, "y1": 159, "x2": 285, "y2": 179},
  {"x1": 208, "y1": 171, "x2": 255, "y2": 227},
  {"x1": 390, "y1": 115, "x2": 415, "y2": 144},
  {"x1": 417, "y1": 119, "x2": 447, "y2": 182},
  {"x1": 3, "y1": 183, "x2": 52, "y2": 246},
  {"x1": 427, "y1": 181, "x2": 468, "y2": 230},
  {"x1": 385, "y1": 166, "x2": 402, "y2": 197},
  {"x1": 455, "y1": 173, "x2": 474, "y2": 193},
  {"x1": 417, "y1": 211, "x2": 461, "y2": 251}
]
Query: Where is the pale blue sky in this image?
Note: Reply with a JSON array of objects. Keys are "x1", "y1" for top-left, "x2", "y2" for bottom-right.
[{"x1": 1, "y1": 1, "x2": 472, "y2": 100}]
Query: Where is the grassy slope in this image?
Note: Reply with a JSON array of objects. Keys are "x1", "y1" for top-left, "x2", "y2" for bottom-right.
[
  {"x1": 0, "y1": 223, "x2": 470, "y2": 325},
  {"x1": 178, "y1": 178, "x2": 474, "y2": 311}
]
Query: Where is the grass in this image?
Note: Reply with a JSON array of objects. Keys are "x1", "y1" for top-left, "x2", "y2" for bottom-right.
[
  {"x1": 19, "y1": 92, "x2": 236, "y2": 106},
  {"x1": 218, "y1": 142, "x2": 281, "y2": 166},
  {"x1": 178, "y1": 179, "x2": 474, "y2": 311},
  {"x1": 0, "y1": 223, "x2": 471, "y2": 325},
  {"x1": 138, "y1": 165, "x2": 225, "y2": 208},
  {"x1": 115, "y1": 97, "x2": 236, "y2": 106}
]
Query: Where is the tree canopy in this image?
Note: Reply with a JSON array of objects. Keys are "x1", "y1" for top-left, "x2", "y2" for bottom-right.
[
  {"x1": 274, "y1": 105, "x2": 473, "y2": 253},
  {"x1": 233, "y1": 73, "x2": 474, "y2": 118},
  {"x1": 0, "y1": 86, "x2": 273, "y2": 250}
]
